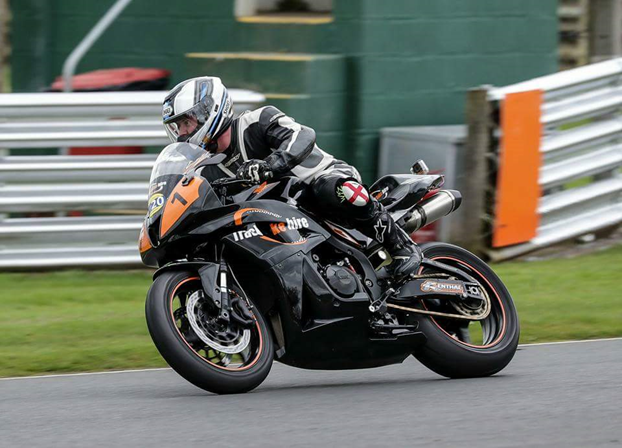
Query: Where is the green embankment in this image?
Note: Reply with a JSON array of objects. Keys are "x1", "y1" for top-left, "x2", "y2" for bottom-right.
[{"x1": 1, "y1": 244, "x2": 621, "y2": 377}]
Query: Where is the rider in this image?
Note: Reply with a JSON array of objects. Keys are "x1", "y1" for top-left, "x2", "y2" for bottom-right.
[{"x1": 162, "y1": 76, "x2": 422, "y2": 277}]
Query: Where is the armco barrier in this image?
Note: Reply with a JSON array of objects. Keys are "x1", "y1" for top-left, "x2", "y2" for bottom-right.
[
  {"x1": 0, "y1": 90, "x2": 265, "y2": 269},
  {"x1": 0, "y1": 90, "x2": 265, "y2": 147},
  {"x1": 479, "y1": 59, "x2": 622, "y2": 260}
]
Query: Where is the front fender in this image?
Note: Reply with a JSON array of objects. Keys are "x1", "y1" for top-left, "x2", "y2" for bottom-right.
[
  {"x1": 153, "y1": 261, "x2": 221, "y2": 303},
  {"x1": 152, "y1": 261, "x2": 214, "y2": 280}
]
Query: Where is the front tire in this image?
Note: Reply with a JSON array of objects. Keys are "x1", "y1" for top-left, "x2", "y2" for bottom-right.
[
  {"x1": 412, "y1": 243, "x2": 519, "y2": 378},
  {"x1": 145, "y1": 270, "x2": 273, "y2": 394}
]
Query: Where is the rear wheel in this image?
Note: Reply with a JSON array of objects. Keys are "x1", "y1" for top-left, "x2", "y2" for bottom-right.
[
  {"x1": 410, "y1": 243, "x2": 519, "y2": 378},
  {"x1": 145, "y1": 271, "x2": 273, "y2": 394}
]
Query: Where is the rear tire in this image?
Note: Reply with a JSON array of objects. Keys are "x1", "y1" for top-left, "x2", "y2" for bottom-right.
[
  {"x1": 146, "y1": 270, "x2": 273, "y2": 394},
  {"x1": 412, "y1": 243, "x2": 519, "y2": 378}
]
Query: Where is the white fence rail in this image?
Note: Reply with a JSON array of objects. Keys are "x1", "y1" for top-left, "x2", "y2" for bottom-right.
[
  {"x1": 0, "y1": 90, "x2": 265, "y2": 269},
  {"x1": 0, "y1": 90, "x2": 264, "y2": 148},
  {"x1": 486, "y1": 59, "x2": 622, "y2": 260},
  {"x1": 0, "y1": 154, "x2": 156, "y2": 183}
]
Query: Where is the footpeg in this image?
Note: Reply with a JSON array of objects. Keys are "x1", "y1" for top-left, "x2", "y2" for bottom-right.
[{"x1": 369, "y1": 288, "x2": 396, "y2": 314}]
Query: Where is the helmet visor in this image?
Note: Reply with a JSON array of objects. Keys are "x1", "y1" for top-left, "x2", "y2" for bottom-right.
[{"x1": 163, "y1": 103, "x2": 209, "y2": 142}]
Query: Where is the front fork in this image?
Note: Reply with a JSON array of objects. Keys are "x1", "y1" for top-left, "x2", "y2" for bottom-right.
[
  {"x1": 197, "y1": 252, "x2": 255, "y2": 328},
  {"x1": 217, "y1": 259, "x2": 231, "y2": 323}
]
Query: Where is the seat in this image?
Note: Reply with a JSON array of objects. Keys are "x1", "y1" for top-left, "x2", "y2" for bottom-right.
[{"x1": 370, "y1": 174, "x2": 444, "y2": 211}]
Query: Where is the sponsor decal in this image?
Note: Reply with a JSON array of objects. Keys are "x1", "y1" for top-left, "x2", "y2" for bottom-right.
[
  {"x1": 148, "y1": 193, "x2": 165, "y2": 217},
  {"x1": 222, "y1": 98, "x2": 232, "y2": 117},
  {"x1": 162, "y1": 104, "x2": 173, "y2": 118},
  {"x1": 232, "y1": 224, "x2": 263, "y2": 242},
  {"x1": 372, "y1": 186, "x2": 389, "y2": 200},
  {"x1": 270, "y1": 217, "x2": 309, "y2": 235},
  {"x1": 223, "y1": 153, "x2": 241, "y2": 168},
  {"x1": 420, "y1": 280, "x2": 465, "y2": 295},
  {"x1": 337, "y1": 181, "x2": 369, "y2": 206},
  {"x1": 260, "y1": 235, "x2": 308, "y2": 245},
  {"x1": 466, "y1": 284, "x2": 482, "y2": 297},
  {"x1": 374, "y1": 220, "x2": 387, "y2": 243},
  {"x1": 149, "y1": 181, "x2": 167, "y2": 195},
  {"x1": 233, "y1": 208, "x2": 282, "y2": 226}
]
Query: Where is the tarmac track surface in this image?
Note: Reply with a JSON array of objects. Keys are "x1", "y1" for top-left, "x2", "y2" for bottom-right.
[{"x1": 1, "y1": 339, "x2": 621, "y2": 448}]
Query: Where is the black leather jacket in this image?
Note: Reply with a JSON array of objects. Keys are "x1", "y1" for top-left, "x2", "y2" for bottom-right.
[{"x1": 200, "y1": 105, "x2": 339, "y2": 184}]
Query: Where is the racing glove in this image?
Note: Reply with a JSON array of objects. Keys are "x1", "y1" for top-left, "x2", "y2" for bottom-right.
[{"x1": 236, "y1": 159, "x2": 274, "y2": 184}]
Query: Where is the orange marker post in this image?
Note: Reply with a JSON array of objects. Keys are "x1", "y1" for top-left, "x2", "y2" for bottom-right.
[{"x1": 493, "y1": 90, "x2": 542, "y2": 248}]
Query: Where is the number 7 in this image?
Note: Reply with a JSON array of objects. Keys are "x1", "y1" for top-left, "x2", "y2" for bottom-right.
[{"x1": 171, "y1": 192, "x2": 188, "y2": 206}]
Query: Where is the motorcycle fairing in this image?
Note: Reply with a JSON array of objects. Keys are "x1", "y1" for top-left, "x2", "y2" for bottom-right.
[
  {"x1": 254, "y1": 241, "x2": 425, "y2": 370},
  {"x1": 143, "y1": 143, "x2": 226, "y2": 255},
  {"x1": 224, "y1": 231, "x2": 327, "y2": 270},
  {"x1": 323, "y1": 220, "x2": 371, "y2": 249},
  {"x1": 139, "y1": 220, "x2": 157, "y2": 267},
  {"x1": 228, "y1": 178, "x2": 301, "y2": 204},
  {"x1": 216, "y1": 199, "x2": 337, "y2": 272},
  {"x1": 145, "y1": 175, "x2": 222, "y2": 243},
  {"x1": 159, "y1": 176, "x2": 204, "y2": 237},
  {"x1": 188, "y1": 200, "x2": 331, "y2": 239}
]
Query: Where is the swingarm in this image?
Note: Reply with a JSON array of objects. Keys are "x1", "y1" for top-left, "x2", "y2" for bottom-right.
[{"x1": 369, "y1": 258, "x2": 491, "y2": 321}]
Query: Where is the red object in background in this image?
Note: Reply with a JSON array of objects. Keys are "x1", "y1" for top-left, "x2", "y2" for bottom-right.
[
  {"x1": 410, "y1": 221, "x2": 437, "y2": 244},
  {"x1": 69, "y1": 146, "x2": 142, "y2": 155},
  {"x1": 49, "y1": 68, "x2": 171, "y2": 156},
  {"x1": 49, "y1": 68, "x2": 171, "y2": 91}
]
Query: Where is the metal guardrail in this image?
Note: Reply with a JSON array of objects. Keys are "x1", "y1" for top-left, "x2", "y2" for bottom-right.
[
  {"x1": 0, "y1": 90, "x2": 265, "y2": 147},
  {"x1": 0, "y1": 90, "x2": 266, "y2": 117},
  {"x1": 0, "y1": 154, "x2": 156, "y2": 183},
  {"x1": 486, "y1": 59, "x2": 622, "y2": 261},
  {"x1": 0, "y1": 90, "x2": 265, "y2": 269}
]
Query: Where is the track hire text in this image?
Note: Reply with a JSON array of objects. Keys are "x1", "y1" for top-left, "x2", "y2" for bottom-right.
[{"x1": 232, "y1": 217, "x2": 309, "y2": 242}]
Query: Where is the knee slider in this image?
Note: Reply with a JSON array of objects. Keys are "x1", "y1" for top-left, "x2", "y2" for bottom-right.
[
  {"x1": 311, "y1": 174, "x2": 366, "y2": 209},
  {"x1": 336, "y1": 179, "x2": 370, "y2": 207}
]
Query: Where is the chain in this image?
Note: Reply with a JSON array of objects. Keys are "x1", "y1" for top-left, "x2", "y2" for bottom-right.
[{"x1": 409, "y1": 273, "x2": 452, "y2": 279}]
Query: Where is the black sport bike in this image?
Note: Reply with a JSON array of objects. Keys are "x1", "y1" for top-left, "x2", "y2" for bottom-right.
[{"x1": 140, "y1": 143, "x2": 519, "y2": 394}]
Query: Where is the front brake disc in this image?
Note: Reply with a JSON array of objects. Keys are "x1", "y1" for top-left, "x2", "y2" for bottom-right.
[{"x1": 186, "y1": 291, "x2": 251, "y2": 354}]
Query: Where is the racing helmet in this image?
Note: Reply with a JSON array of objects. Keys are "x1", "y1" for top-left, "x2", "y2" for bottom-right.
[{"x1": 162, "y1": 76, "x2": 234, "y2": 149}]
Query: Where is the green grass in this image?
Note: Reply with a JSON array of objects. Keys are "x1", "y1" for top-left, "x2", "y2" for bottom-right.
[
  {"x1": 493, "y1": 244, "x2": 622, "y2": 343},
  {"x1": 0, "y1": 270, "x2": 164, "y2": 377},
  {"x1": 1, "y1": 244, "x2": 621, "y2": 377}
]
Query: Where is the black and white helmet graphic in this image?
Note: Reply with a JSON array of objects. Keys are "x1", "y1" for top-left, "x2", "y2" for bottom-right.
[{"x1": 162, "y1": 76, "x2": 233, "y2": 149}]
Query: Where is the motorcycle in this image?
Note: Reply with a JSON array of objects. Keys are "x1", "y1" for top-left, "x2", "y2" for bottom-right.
[{"x1": 140, "y1": 143, "x2": 519, "y2": 394}]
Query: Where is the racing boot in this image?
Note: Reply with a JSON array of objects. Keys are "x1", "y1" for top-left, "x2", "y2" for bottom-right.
[
  {"x1": 363, "y1": 202, "x2": 422, "y2": 278},
  {"x1": 383, "y1": 224, "x2": 422, "y2": 278}
]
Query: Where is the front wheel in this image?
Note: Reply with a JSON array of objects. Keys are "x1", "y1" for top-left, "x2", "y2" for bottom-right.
[
  {"x1": 145, "y1": 270, "x2": 273, "y2": 394},
  {"x1": 411, "y1": 243, "x2": 520, "y2": 378}
]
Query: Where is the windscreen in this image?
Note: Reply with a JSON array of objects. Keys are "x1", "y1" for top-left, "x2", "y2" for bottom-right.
[
  {"x1": 146, "y1": 142, "x2": 225, "y2": 241},
  {"x1": 149, "y1": 142, "x2": 205, "y2": 185},
  {"x1": 147, "y1": 143, "x2": 205, "y2": 220}
]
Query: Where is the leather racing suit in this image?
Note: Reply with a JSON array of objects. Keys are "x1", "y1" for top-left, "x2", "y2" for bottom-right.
[{"x1": 200, "y1": 105, "x2": 420, "y2": 277}]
